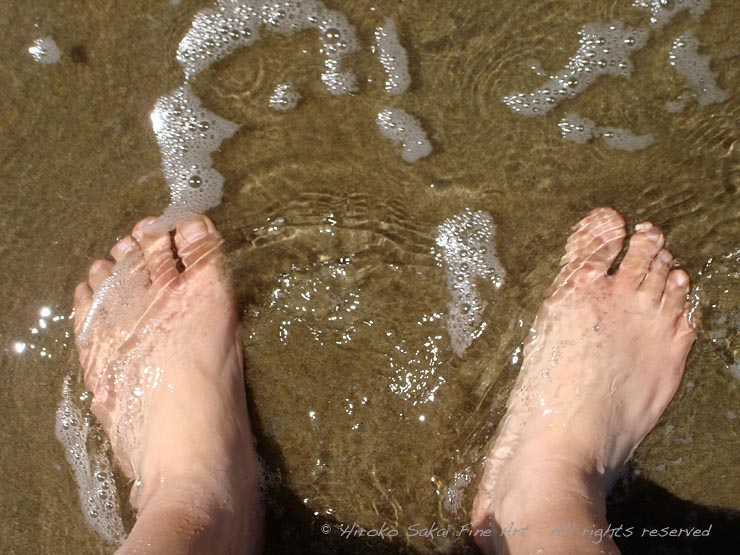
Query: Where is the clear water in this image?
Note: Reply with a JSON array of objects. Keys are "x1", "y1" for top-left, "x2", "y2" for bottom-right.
[{"x1": 1, "y1": 0, "x2": 738, "y2": 553}]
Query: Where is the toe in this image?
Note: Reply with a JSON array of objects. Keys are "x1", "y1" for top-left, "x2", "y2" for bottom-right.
[
  {"x1": 131, "y1": 217, "x2": 166, "y2": 249},
  {"x1": 88, "y1": 259, "x2": 114, "y2": 292},
  {"x1": 73, "y1": 282, "x2": 93, "y2": 334},
  {"x1": 174, "y1": 215, "x2": 223, "y2": 269},
  {"x1": 548, "y1": 207, "x2": 626, "y2": 294},
  {"x1": 661, "y1": 268, "x2": 690, "y2": 317},
  {"x1": 639, "y1": 248, "x2": 673, "y2": 303},
  {"x1": 616, "y1": 223, "x2": 664, "y2": 288},
  {"x1": 109, "y1": 235, "x2": 139, "y2": 262},
  {"x1": 132, "y1": 217, "x2": 178, "y2": 289}
]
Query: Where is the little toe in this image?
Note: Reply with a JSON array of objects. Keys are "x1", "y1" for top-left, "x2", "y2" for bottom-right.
[
  {"x1": 174, "y1": 215, "x2": 223, "y2": 269},
  {"x1": 73, "y1": 282, "x2": 93, "y2": 334},
  {"x1": 661, "y1": 268, "x2": 690, "y2": 317},
  {"x1": 616, "y1": 223, "x2": 665, "y2": 288},
  {"x1": 109, "y1": 235, "x2": 139, "y2": 262},
  {"x1": 548, "y1": 207, "x2": 626, "y2": 294},
  {"x1": 88, "y1": 259, "x2": 114, "y2": 292},
  {"x1": 639, "y1": 248, "x2": 673, "y2": 303}
]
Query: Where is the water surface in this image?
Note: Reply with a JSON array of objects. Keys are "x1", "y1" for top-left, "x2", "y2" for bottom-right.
[{"x1": 1, "y1": 0, "x2": 738, "y2": 553}]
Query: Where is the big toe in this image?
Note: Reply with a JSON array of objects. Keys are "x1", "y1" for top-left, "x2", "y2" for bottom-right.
[
  {"x1": 548, "y1": 207, "x2": 626, "y2": 294},
  {"x1": 132, "y1": 217, "x2": 178, "y2": 289},
  {"x1": 174, "y1": 215, "x2": 223, "y2": 269},
  {"x1": 616, "y1": 222, "x2": 665, "y2": 288}
]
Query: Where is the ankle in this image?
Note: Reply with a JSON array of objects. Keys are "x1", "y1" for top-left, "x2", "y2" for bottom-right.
[
  {"x1": 481, "y1": 455, "x2": 607, "y2": 529},
  {"x1": 474, "y1": 458, "x2": 611, "y2": 555},
  {"x1": 126, "y1": 474, "x2": 258, "y2": 555}
]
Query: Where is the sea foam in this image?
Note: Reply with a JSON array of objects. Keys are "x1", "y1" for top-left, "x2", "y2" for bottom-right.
[
  {"x1": 633, "y1": 0, "x2": 710, "y2": 27},
  {"x1": 436, "y1": 209, "x2": 506, "y2": 357},
  {"x1": 177, "y1": 0, "x2": 359, "y2": 95},
  {"x1": 55, "y1": 376, "x2": 126, "y2": 545},
  {"x1": 150, "y1": 84, "x2": 239, "y2": 230},
  {"x1": 376, "y1": 107, "x2": 432, "y2": 163},
  {"x1": 503, "y1": 22, "x2": 648, "y2": 116},
  {"x1": 374, "y1": 18, "x2": 410, "y2": 95},
  {"x1": 269, "y1": 81, "x2": 301, "y2": 111},
  {"x1": 667, "y1": 31, "x2": 729, "y2": 111},
  {"x1": 558, "y1": 113, "x2": 654, "y2": 151}
]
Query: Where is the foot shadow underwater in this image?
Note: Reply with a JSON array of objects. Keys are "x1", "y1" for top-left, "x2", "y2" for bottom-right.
[{"x1": 247, "y1": 382, "x2": 740, "y2": 555}]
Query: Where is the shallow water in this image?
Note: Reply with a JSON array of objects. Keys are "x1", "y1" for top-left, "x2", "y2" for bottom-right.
[{"x1": 1, "y1": 0, "x2": 739, "y2": 553}]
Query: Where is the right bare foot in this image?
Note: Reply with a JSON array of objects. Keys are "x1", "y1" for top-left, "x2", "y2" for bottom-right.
[
  {"x1": 74, "y1": 215, "x2": 262, "y2": 554},
  {"x1": 471, "y1": 207, "x2": 696, "y2": 553}
]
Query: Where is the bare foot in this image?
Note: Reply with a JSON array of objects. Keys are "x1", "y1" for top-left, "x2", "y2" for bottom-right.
[
  {"x1": 73, "y1": 215, "x2": 262, "y2": 554},
  {"x1": 471, "y1": 208, "x2": 696, "y2": 553}
]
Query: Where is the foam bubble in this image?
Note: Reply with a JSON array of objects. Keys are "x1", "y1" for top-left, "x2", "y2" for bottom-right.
[
  {"x1": 667, "y1": 31, "x2": 729, "y2": 111},
  {"x1": 28, "y1": 37, "x2": 61, "y2": 64},
  {"x1": 78, "y1": 251, "x2": 154, "y2": 347},
  {"x1": 558, "y1": 112, "x2": 654, "y2": 151},
  {"x1": 689, "y1": 249, "x2": 739, "y2": 380},
  {"x1": 177, "y1": 0, "x2": 359, "y2": 95},
  {"x1": 435, "y1": 209, "x2": 506, "y2": 357},
  {"x1": 633, "y1": 0, "x2": 710, "y2": 27},
  {"x1": 149, "y1": 84, "x2": 239, "y2": 230},
  {"x1": 443, "y1": 467, "x2": 472, "y2": 514},
  {"x1": 503, "y1": 22, "x2": 648, "y2": 116},
  {"x1": 269, "y1": 81, "x2": 301, "y2": 111},
  {"x1": 376, "y1": 107, "x2": 432, "y2": 163},
  {"x1": 374, "y1": 18, "x2": 410, "y2": 95},
  {"x1": 55, "y1": 376, "x2": 126, "y2": 545}
]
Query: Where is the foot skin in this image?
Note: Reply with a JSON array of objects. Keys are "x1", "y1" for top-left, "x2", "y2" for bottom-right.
[
  {"x1": 73, "y1": 215, "x2": 262, "y2": 554},
  {"x1": 471, "y1": 208, "x2": 696, "y2": 554}
]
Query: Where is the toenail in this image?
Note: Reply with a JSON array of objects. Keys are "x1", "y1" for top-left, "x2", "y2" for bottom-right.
[
  {"x1": 646, "y1": 228, "x2": 661, "y2": 241},
  {"x1": 117, "y1": 237, "x2": 135, "y2": 253},
  {"x1": 137, "y1": 217, "x2": 164, "y2": 236},
  {"x1": 675, "y1": 272, "x2": 688, "y2": 287},
  {"x1": 180, "y1": 220, "x2": 209, "y2": 242},
  {"x1": 635, "y1": 222, "x2": 653, "y2": 232},
  {"x1": 659, "y1": 250, "x2": 672, "y2": 263}
]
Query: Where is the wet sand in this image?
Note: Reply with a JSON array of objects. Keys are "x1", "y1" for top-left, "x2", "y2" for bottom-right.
[{"x1": 0, "y1": 0, "x2": 738, "y2": 553}]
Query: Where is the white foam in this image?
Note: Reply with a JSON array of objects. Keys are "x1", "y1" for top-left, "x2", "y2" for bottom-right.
[
  {"x1": 28, "y1": 37, "x2": 61, "y2": 64},
  {"x1": 269, "y1": 81, "x2": 301, "y2": 111},
  {"x1": 558, "y1": 113, "x2": 654, "y2": 151},
  {"x1": 435, "y1": 209, "x2": 506, "y2": 357},
  {"x1": 503, "y1": 22, "x2": 648, "y2": 116},
  {"x1": 667, "y1": 31, "x2": 729, "y2": 110},
  {"x1": 78, "y1": 251, "x2": 154, "y2": 347},
  {"x1": 376, "y1": 107, "x2": 432, "y2": 163},
  {"x1": 177, "y1": 0, "x2": 359, "y2": 95},
  {"x1": 55, "y1": 376, "x2": 126, "y2": 545},
  {"x1": 443, "y1": 467, "x2": 472, "y2": 514},
  {"x1": 149, "y1": 84, "x2": 239, "y2": 230},
  {"x1": 374, "y1": 18, "x2": 410, "y2": 95},
  {"x1": 689, "y1": 249, "x2": 740, "y2": 381},
  {"x1": 633, "y1": 0, "x2": 710, "y2": 27}
]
